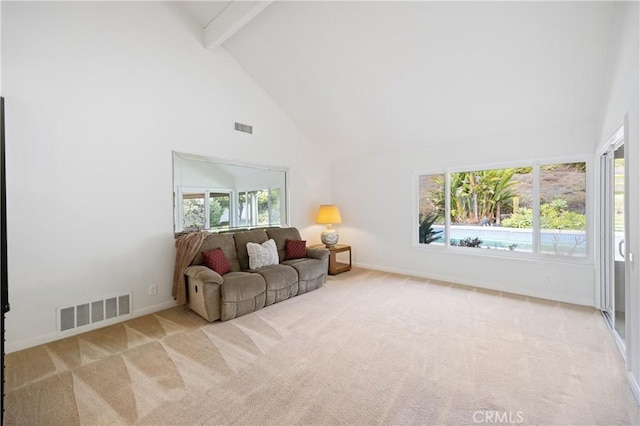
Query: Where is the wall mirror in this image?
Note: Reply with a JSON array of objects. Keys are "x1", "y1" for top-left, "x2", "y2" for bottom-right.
[{"x1": 173, "y1": 151, "x2": 289, "y2": 233}]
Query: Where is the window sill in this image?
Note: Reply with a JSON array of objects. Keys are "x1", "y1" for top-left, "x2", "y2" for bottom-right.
[{"x1": 414, "y1": 242, "x2": 594, "y2": 266}]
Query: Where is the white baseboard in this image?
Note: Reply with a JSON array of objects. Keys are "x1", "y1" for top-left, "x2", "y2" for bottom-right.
[
  {"x1": 131, "y1": 300, "x2": 179, "y2": 318},
  {"x1": 6, "y1": 300, "x2": 178, "y2": 354},
  {"x1": 353, "y1": 262, "x2": 594, "y2": 307},
  {"x1": 7, "y1": 261, "x2": 593, "y2": 353}
]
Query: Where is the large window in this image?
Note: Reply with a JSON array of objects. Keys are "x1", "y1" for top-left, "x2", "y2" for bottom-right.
[
  {"x1": 418, "y1": 174, "x2": 445, "y2": 245},
  {"x1": 417, "y1": 161, "x2": 587, "y2": 259},
  {"x1": 538, "y1": 163, "x2": 586, "y2": 256}
]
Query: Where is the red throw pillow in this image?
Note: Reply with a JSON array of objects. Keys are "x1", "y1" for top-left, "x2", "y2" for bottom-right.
[
  {"x1": 285, "y1": 239, "x2": 307, "y2": 260},
  {"x1": 202, "y1": 248, "x2": 231, "y2": 275}
]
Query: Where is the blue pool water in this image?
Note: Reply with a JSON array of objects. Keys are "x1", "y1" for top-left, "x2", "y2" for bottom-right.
[{"x1": 429, "y1": 225, "x2": 586, "y2": 256}]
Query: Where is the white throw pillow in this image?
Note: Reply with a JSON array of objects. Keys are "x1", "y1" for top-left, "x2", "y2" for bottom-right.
[{"x1": 246, "y1": 239, "x2": 279, "y2": 270}]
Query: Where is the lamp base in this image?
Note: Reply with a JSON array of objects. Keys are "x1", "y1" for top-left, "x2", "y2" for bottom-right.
[{"x1": 321, "y1": 229, "x2": 339, "y2": 247}]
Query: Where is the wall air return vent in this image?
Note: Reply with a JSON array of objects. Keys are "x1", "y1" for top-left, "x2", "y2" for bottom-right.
[
  {"x1": 57, "y1": 293, "x2": 131, "y2": 333},
  {"x1": 234, "y1": 122, "x2": 253, "y2": 134}
]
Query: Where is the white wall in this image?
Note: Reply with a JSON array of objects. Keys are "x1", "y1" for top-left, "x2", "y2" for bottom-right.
[
  {"x1": 2, "y1": 2, "x2": 331, "y2": 352},
  {"x1": 596, "y1": 1, "x2": 640, "y2": 402},
  {"x1": 333, "y1": 119, "x2": 598, "y2": 306}
]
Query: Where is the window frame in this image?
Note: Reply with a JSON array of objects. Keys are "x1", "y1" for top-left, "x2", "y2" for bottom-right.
[
  {"x1": 177, "y1": 186, "x2": 235, "y2": 232},
  {"x1": 236, "y1": 185, "x2": 283, "y2": 228},
  {"x1": 414, "y1": 156, "x2": 593, "y2": 264}
]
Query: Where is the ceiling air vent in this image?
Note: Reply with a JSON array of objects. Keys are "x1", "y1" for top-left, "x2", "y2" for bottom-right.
[{"x1": 234, "y1": 122, "x2": 253, "y2": 134}]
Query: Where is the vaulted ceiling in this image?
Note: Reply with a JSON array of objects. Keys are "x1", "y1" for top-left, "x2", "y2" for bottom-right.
[{"x1": 182, "y1": 2, "x2": 615, "y2": 161}]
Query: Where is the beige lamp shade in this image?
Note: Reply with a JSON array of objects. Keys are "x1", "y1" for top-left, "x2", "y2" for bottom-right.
[{"x1": 316, "y1": 205, "x2": 342, "y2": 224}]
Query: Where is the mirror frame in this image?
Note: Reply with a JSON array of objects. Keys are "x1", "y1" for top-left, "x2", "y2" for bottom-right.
[{"x1": 173, "y1": 151, "x2": 290, "y2": 233}]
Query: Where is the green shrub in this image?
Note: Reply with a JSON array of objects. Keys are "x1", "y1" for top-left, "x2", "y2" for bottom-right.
[
  {"x1": 501, "y1": 207, "x2": 533, "y2": 228},
  {"x1": 540, "y1": 202, "x2": 585, "y2": 229},
  {"x1": 513, "y1": 166, "x2": 533, "y2": 174},
  {"x1": 451, "y1": 237, "x2": 483, "y2": 247},
  {"x1": 502, "y1": 199, "x2": 586, "y2": 230}
]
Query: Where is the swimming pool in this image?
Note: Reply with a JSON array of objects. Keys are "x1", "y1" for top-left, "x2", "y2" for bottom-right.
[{"x1": 429, "y1": 225, "x2": 587, "y2": 256}]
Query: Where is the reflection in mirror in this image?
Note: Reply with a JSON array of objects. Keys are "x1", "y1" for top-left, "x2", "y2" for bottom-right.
[{"x1": 173, "y1": 152, "x2": 288, "y2": 232}]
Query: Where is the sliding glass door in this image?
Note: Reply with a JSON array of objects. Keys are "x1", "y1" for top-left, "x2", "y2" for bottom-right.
[{"x1": 600, "y1": 128, "x2": 626, "y2": 346}]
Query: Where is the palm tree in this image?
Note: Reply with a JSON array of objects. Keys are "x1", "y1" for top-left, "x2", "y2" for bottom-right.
[
  {"x1": 419, "y1": 213, "x2": 443, "y2": 244},
  {"x1": 476, "y1": 169, "x2": 517, "y2": 225},
  {"x1": 430, "y1": 169, "x2": 518, "y2": 224},
  {"x1": 489, "y1": 169, "x2": 517, "y2": 225}
]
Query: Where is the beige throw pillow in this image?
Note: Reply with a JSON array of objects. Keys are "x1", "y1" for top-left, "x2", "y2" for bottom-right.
[{"x1": 246, "y1": 239, "x2": 279, "y2": 270}]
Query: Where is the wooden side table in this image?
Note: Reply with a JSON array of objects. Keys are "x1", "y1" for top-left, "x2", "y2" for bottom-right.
[{"x1": 312, "y1": 244, "x2": 352, "y2": 275}]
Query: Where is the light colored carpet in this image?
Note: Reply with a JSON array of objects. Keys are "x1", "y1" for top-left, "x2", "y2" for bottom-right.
[{"x1": 4, "y1": 268, "x2": 639, "y2": 425}]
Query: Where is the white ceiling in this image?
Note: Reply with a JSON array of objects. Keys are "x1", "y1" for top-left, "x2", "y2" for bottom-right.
[
  {"x1": 175, "y1": 1, "x2": 232, "y2": 29},
  {"x1": 188, "y1": 2, "x2": 615, "y2": 161}
]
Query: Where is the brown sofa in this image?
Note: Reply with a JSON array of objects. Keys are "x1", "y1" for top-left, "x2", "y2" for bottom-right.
[{"x1": 184, "y1": 227, "x2": 329, "y2": 321}]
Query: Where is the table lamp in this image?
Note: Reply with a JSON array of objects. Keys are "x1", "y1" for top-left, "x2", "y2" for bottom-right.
[{"x1": 316, "y1": 204, "x2": 342, "y2": 247}]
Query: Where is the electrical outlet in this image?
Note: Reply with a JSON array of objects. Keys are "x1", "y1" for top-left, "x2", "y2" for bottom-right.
[{"x1": 149, "y1": 285, "x2": 157, "y2": 296}]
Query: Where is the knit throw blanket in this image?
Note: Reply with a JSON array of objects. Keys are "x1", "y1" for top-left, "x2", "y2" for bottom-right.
[{"x1": 172, "y1": 232, "x2": 210, "y2": 305}]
